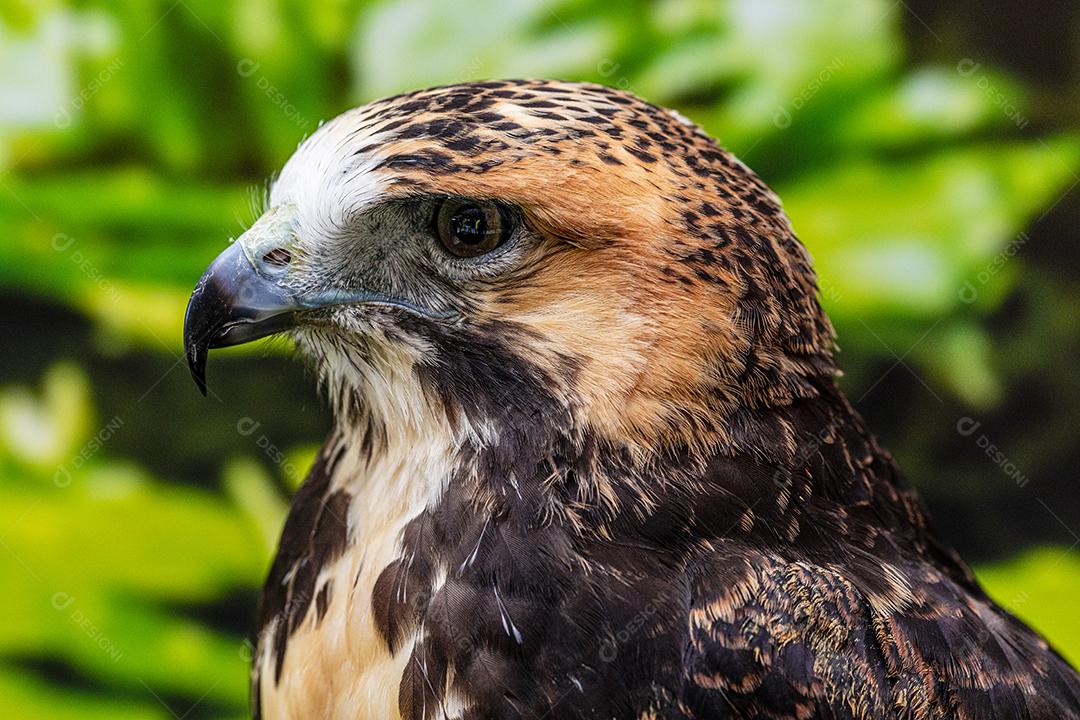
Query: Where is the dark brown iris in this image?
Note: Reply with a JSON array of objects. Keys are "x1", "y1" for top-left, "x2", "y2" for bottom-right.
[{"x1": 435, "y1": 199, "x2": 507, "y2": 258}]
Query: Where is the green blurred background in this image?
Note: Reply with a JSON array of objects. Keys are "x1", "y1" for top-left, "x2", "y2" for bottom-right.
[{"x1": 2, "y1": 0, "x2": 1079, "y2": 716}]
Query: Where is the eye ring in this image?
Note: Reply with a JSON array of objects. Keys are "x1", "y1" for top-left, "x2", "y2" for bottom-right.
[{"x1": 434, "y1": 199, "x2": 508, "y2": 258}]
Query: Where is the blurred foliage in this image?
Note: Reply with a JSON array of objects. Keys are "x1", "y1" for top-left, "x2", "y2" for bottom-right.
[{"x1": 1, "y1": 0, "x2": 1079, "y2": 716}]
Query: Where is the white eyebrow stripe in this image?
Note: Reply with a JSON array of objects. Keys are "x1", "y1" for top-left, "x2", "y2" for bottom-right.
[{"x1": 269, "y1": 116, "x2": 396, "y2": 237}]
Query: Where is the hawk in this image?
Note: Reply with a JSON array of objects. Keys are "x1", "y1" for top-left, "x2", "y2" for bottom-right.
[{"x1": 183, "y1": 80, "x2": 1080, "y2": 719}]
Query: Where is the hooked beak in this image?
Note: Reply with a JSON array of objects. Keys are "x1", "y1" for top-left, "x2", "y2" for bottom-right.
[
  {"x1": 183, "y1": 230, "x2": 457, "y2": 396},
  {"x1": 183, "y1": 242, "x2": 301, "y2": 396}
]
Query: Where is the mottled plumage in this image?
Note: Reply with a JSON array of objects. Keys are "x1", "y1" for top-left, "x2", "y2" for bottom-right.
[{"x1": 182, "y1": 79, "x2": 1080, "y2": 719}]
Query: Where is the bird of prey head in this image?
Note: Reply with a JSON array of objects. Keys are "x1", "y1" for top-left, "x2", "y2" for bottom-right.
[
  {"x1": 185, "y1": 79, "x2": 835, "y2": 459},
  {"x1": 183, "y1": 80, "x2": 1080, "y2": 720}
]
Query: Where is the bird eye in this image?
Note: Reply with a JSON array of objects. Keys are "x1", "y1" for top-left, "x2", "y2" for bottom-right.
[{"x1": 435, "y1": 200, "x2": 507, "y2": 258}]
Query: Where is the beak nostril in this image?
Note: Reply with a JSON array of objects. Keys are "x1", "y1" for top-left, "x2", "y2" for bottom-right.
[{"x1": 262, "y1": 248, "x2": 292, "y2": 268}]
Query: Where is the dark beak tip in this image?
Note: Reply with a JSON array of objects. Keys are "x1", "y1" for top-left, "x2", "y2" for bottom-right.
[
  {"x1": 183, "y1": 311, "x2": 210, "y2": 397},
  {"x1": 182, "y1": 241, "x2": 300, "y2": 397},
  {"x1": 183, "y1": 264, "x2": 221, "y2": 398},
  {"x1": 187, "y1": 348, "x2": 208, "y2": 397}
]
